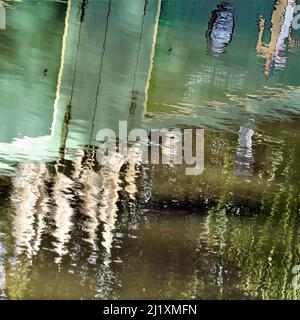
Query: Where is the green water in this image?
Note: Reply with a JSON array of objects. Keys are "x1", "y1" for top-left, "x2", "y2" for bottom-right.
[{"x1": 0, "y1": 0, "x2": 300, "y2": 299}]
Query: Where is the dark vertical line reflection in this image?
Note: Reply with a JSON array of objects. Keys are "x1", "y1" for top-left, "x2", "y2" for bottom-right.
[
  {"x1": 89, "y1": 0, "x2": 113, "y2": 145},
  {"x1": 129, "y1": 0, "x2": 149, "y2": 117},
  {"x1": 59, "y1": 0, "x2": 88, "y2": 159}
]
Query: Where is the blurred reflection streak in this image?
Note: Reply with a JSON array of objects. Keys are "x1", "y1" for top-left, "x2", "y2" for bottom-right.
[
  {"x1": 256, "y1": 0, "x2": 296, "y2": 78},
  {"x1": 235, "y1": 126, "x2": 254, "y2": 177},
  {"x1": 125, "y1": 145, "x2": 143, "y2": 201},
  {"x1": 12, "y1": 163, "x2": 48, "y2": 259},
  {"x1": 52, "y1": 170, "x2": 75, "y2": 264},
  {"x1": 140, "y1": 165, "x2": 152, "y2": 205},
  {"x1": 258, "y1": 144, "x2": 284, "y2": 183},
  {"x1": 0, "y1": 237, "x2": 6, "y2": 299},
  {"x1": 98, "y1": 151, "x2": 123, "y2": 267},
  {"x1": 72, "y1": 149, "x2": 85, "y2": 180},
  {"x1": 206, "y1": 2, "x2": 235, "y2": 56},
  {"x1": 95, "y1": 149, "x2": 125, "y2": 299},
  {"x1": 79, "y1": 149, "x2": 101, "y2": 248},
  {"x1": 32, "y1": 165, "x2": 49, "y2": 256}
]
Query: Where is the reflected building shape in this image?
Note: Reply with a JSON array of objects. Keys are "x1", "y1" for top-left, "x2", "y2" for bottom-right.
[
  {"x1": 256, "y1": 0, "x2": 296, "y2": 78},
  {"x1": 206, "y1": 2, "x2": 235, "y2": 56},
  {"x1": 0, "y1": 0, "x2": 161, "y2": 173},
  {"x1": 0, "y1": 0, "x2": 161, "y2": 276}
]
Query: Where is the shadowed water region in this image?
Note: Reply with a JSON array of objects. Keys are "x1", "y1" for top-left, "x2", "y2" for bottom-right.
[{"x1": 0, "y1": 0, "x2": 300, "y2": 299}]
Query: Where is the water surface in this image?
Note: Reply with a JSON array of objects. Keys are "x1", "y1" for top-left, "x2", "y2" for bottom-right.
[{"x1": 0, "y1": 0, "x2": 300, "y2": 300}]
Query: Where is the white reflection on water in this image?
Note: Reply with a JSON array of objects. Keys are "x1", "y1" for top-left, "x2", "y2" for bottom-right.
[
  {"x1": 52, "y1": 170, "x2": 75, "y2": 263},
  {"x1": 125, "y1": 145, "x2": 143, "y2": 201},
  {"x1": 98, "y1": 151, "x2": 123, "y2": 267},
  {"x1": 235, "y1": 125, "x2": 254, "y2": 177},
  {"x1": 8, "y1": 143, "x2": 143, "y2": 274},
  {"x1": 81, "y1": 171, "x2": 101, "y2": 247},
  {"x1": 12, "y1": 163, "x2": 48, "y2": 259}
]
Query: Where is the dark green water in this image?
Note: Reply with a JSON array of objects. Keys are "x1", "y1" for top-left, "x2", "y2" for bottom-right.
[{"x1": 0, "y1": 0, "x2": 300, "y2": 299}]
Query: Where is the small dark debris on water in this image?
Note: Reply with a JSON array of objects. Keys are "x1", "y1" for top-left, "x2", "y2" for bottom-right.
[
  {"x1": 168, "y1": 46, "x2": 173, "y2": 55},
  {"x1": 43, "y1": 68, "x2": 48, "y2": 76}
]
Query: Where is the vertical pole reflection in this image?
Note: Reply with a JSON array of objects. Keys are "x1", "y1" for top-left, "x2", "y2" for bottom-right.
[
  {"x1": 59, "y1": 0, "x2": 89, "y2": 158},
  {"x1": 129, "y1": 0, "x2": 149, "y2": 118},
  {"x1": 51, "y1": 0, "x2": 90, "y2": 264},
  {"x1": 51, "y1": 0, "x2": 72, "y2": 137},
  {"x1": 90, "y1": 0, "x2": 112, "y2": 144}
]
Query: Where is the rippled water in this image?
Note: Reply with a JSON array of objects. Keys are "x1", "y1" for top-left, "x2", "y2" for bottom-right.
[{"x1": 0, "y1": 0, "x2": 300, "y2": 299}]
